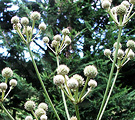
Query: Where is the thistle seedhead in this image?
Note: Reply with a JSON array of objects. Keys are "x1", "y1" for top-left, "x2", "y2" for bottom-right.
[
  {"x1": 30, "y1": 11, "x2": 41, "y2": 21},
  {"x1": 64, "y1": 35, "x2": 71, "y2": 45},
  {"x1": 40, "y1": 115, "x2": 47, "y2": 120},
  {"x1": 104, "y1": 49, "x2": 111, "y2": 57},
  {"x1": 116, "y1": 4, "x2": 127, "y2": 15},
  {"x1": 38, "y1": 103, "x2": 48, "y2": 111},
  {"x1": 84, "y1": 65, "x2": 98, "y2": 78},
  {"x1": 101, "y1": 0, "x2": 111, "y2": 9},
  {"x1": 126, "y1": 40, "x2": 135, "y2": 49},
  {"x1": 21, "y1": 17, "x2": 29, "y2": 25},
  {"x1": 72, "y1": 74, "x2": 84, "y2": 87},
  {"x1": 35, "y1": 108, "x2": 46, "y2": 118},
  {"x1": 24, "y1": 101, "x2": 35, "y2": 111},
  {"x1": 62, "y1": 28, "x2": 70, "y2": 35},
  {"x1": 54, "y1": 34, "x2": 61, "y2": 41},
  {"x1": 9, "y1": 79, "x2": 17, "y2": 87},
  {"x1": 11, "y1": 16, "x2": 19, "y2": 24},
  {"x1": 0, "y1": 83, "x2": 7, "y2": 91},
  {"x1": 42, "y1": 37, "x2": 49, "y2": 43},
  {"x1": 57, "y1": 64, "x2": 70, "y2": 75},
  {"x1": 53, "y1": 75, "x2": 65, "y2": 86},
  {"x1": 88, "y1": 79, "x2": 97, "y2": 88},
  {"x1": 25, "y1": 116, "x2": 33, "y2": 120},
  {"x1": 2, "y1": 67, "x2": 13, "y2": 78},
  {"x1": 67, "y1": 77, "x2": 79, "y2": 89},
  {"x1": 39, "y1": 23, "x2": 46, "y2": 31}
]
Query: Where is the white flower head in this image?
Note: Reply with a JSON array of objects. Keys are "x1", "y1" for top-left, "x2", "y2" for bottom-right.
[
  {"x1": 67, "y1": 77, "x2": 79, "y2": 89},
  {"x1": 64, "y1": 35, "x2": 71, "y2": 45},
  {"x1": 116, "y1": 4, "x2": 127, "y2": 15},
  {"x1": 125, "y1": 49, "x2": 135, "y2": 59},
  {"x1": 40, "y1": 115, "x2": 47, "y2": 120},
  {"x1": 35, "y1": 108, "x2": 46, "y2": 118},
  {"x1": 11, "y1": 16, "x2": 19, "y2": 24},
  {"x1": 104, "y1": 49, "x2": 111, "y2": 57},
  {"x1": 113, "y1": 49, "x2": 124, "y2": 59},
  {"x1": 2, "y1": 67, "x2": 13, "y2": 78},
  {"x1": 126, "y1": 40, "x2": 135, "y2": 49},
  {"x1": 62, "y1": 28, "x2": 70, "y2": 35},
  {"x1": 30, "y1": 11, "x2": 41, "y2": 20},
  {"x1": 54, "y1": 34, "x2": 61, "y2": 41},
  {"x1": 0, "y1": 83, "x2": 7, "y2": 91},
  {"x1": 70, "y1": 116, "x2": 77, "y2": 120},
  {"x1": 72, "y1": 74, "x2": 84, "y2": 87},
  {"x1": 25, "y1": 116, "x2": 33, "y2": 120},
  {"x1": 129, "y1": 0, "x2": 135, "y2": 4},
  {"x1": 53, "y1": 75, "x2": 65, "y2": 86},
  {"x1": 121, "y1": 1, "x2": 130, "y2": 9},
  {"x1": 39, "y1": 23, "x2": 46, "y2": 31},
  {"x1": 101, "y1": 0, "x2": 111, "y2": 9},
  {"x1": 88, "y1": 79, "x2": 97, "y2": 88},
  {"x1": 23, "y1": 26, "x2": 32, "y2": 35},
  {"x1": 57, "y1": 64, "x2": 70, "y2": 75},
  {"x1": 42, "y1": 37, "x2": 49, "y2": 43},
  {"x1": 113, "y1": 42, "x2": 122, "y2": 49},
  {"x1": 38, "y1": 103, "x2": 48, "y2": 111},
  {"x1": 9, "y1": 79, "x2": 17, "y2": 87},
  {"x1": 51, "y1": 40, "x2": 59, "y2": 48},
  {"x1": 24, "y1": 101, "x2": 35, "y2": 111},
  {"x1": 21, "y1": 17, "x2": 29, "y2": 25},
  {"x1": 13, "y1": 23, "x2": 22, "y2": 30}
]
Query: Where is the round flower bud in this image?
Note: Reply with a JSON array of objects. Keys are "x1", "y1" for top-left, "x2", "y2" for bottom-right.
[
  {"x1": 84, "y1": 65, "x2": 98, "y2": 78},
  {"x1": 39, "y1": 23, "x2": 46, "y2": 31},
  {"x1": 35, "y1": 108, "x2": 46, "y2": 118},
  {"x1": 125, "y1": 49, "x2": 135, "y2": 59},
  {"x1": 24, "y1": 101, "x2": 35, "y2": 111},
  {"x1": 104, "y1": 49, "x2": 111, "y2": 57},
  {"x1": 111, "y1": 7, "x2": 117, "y2": 14},
  {"x1": 51, "y1": 40, "x2": 59, "y2": 48},
  {"x1": 38, "y1": 103, "x2": 48, "y2": 111},
  {"x1": 42, "y1": 37, "x2": 49, "y2": 43},
  {"x1": 21, "y1": 17, "x2": 29, "y2": 25},
  {"x1": 40, "y1": 115, "x2": 47, "y2": 120},
  {"x1": 126, "y1": 40, "x2": 135, "y2": 49},
  {"x1": 121, "y1": 1, "x2": 130, "y2": 9},
  {"x1": 53, "y1": 75, "x2": 65, "y2": 86},
  {"x1": 9, "y1": 79, "x2": 17, "y2": 87},
  {"x1": 23, "y1": 26, "x2": 32, "y2": 35},
  {"x1": 2, "y1": 67, "x2": 13, "y2": 78},
  {"x1": 113, "y1": 49, "x2": 124, "y2": 59},
  {"x1": 113, "y1": 42, "x2": 122, "y2": 49},
  {"x1": 88, "y1": 79, "x2": 97, "y2": 88},
  {"x1": 30, "y1": 11, "x2": 41, "y2": 21},
  {"x1": 101, "y1": 0, "x2": 111, "y2": 9},
  {"x1": 11, "y1": 16, "x2": 19, "y2": 24},
  {"x1": 67, "y1": 77, "x2": 78, "y2": 89},
  {"x1": 0, "y1": 83, "x2": 7, "y2": 91},
  {"x1": 70, "y1": 116, "x2": 77, "y2": 120},
  {"x1": 54, "y1": 35, "x2": 61, "y2": 41},
  {"x1": 116, "y1": 4, "x2": 127, "y2": 15},
  {"x1": 25, "y1": 116, "x2": 33, "y2": 120},
  {"x1": 129, "y1": 0, "x2": 135, "y2": 4},
  {"x1": 57, "y1": 64, "x2": 70, "y2": 75},
  {"x1": 13, "y1": 23, "x2": 22, "y2": 30},
  {"x1": 72, "y1": 74, "x2": 84, "y2": 87},
  {"x1": 64, "y1": 36, "x2": 71, "y2": 45},
  {"x1": 62, "y1": 28, "x2": 70, "y2": 35}
]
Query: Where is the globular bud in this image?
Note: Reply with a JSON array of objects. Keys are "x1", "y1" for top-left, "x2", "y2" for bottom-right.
[
  {"x1": 42, "y1": 37, "x2": 49, "y2": 43},
  {"x1": 2, "y1": 67, "x2": 13, "y2": 78},
  {"x1": 126, "y1": 40, "x2": 135, "y2": 49},
  {"x1": 39, "y1": 23, "x2": 46, "y2": 31},
  {"x1": 104, "y1": 49, "x2": 111, "y2": 57},
  {"x1": 101, "y1": 0, "x2": 111, "y2": 9},
  {"x1": 67, "y1": 77, "x2": 78, "y2": 89},
  {"x1": 11, "y1": 16, "x2": 19, "y2": 24},
  {"x1": 72, "y1": 74, "x2": 84, "y2": 87},
  {"x1": 9, "y1": 79, "x2": 17, "y2": 87},
  {"x1": 30, "y1": 11, "x2": 41, "y2": 21},
  {"x1": 57, "y1": 64, "x2": 70, "y2": 75},
  {"x1": 25, "y1": 116, "x2": 33, "y2": 120},
  {"x1": 62, "y1": 28, "x2": 70, "y2": 35},
  {"x1": 125, "y1": 49, "x2": 135, "y2": 59},
  {"x1": 116, "y1": 4, "x2": 127, "y2": 15},
  {"x1": 88, "y1": 79, "x2": 97, "y2": 88},
  {"x1": 21, "y1": 17, "x2": 29, "y2": 25},
  {"x1": 38, "y1": 103, "x2": 48, "y2": 111},
  {"x1": 53, "y1": 75, "x2": 65, "y2": 86},
  {"x1": 24, "y1": 101, "x2": 35, "y2": 111},
  {"x1": 111, "y1": 7, "x2": 117, "y2": 14},
  {"x1": 84, "y1": 65, "x2": 98, "y2": 78},
  {"x1": 129, "y1": 0, "x2": 135, "y2": 4},
  {"x1": 70, "y1": 116, "x2": 77, "y2": 120},
  {"x1": 51, "y1": 40, "x2": 59, "y2": 48},
  {"x1": 0, "y1": 83, "x2": 7, "y2": 91},
  {"x1": 64, "y1": 35, "x2": 71, "y2": 45},
  {"x1": 13, "y1": 23, "x2": 22, "y2": 30},
  {"x1": 113, "y1": 49, "x2": 124, "y2": 59},
  {"x1": 23, "y1": 26, "x2": 32, "y2": 35},
  {"x1": 113, "y1": 42, "x2": 122, "y2": 49},
  {"x1": 40, "y1": 115, "x2": 47, "y2": 120},
  {"x1": 54, "y1": 34, "x2": 61, "y2": 41},
  {"x1": 121, "y1": 1, "x2": 130, "y2": 9},
  {"x1": 35, "y1": 108, "x2": 46, "y2": 118}
]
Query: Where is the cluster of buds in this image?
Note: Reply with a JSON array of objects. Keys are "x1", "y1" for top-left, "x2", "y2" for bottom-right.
[
  {"x1": 11, "y1": 11, "x2": 46, "y2": 44},
  {"x1": 104, "y1": 40, "x2": 135, "y2": 69},
  {"x1": 42, "y1": 28, "x2": 71, "y2": 55},
  {"x1": 24, "y1": 100, "x2": 48, "y2": 120},
  {"x1": 0, "y1": 67, "x2": 17, "y2": 101},
  {"x1": 53, "y1": 64, "x2": 98, "y2": 103},
  {"x1": 101, "y1": 0, "x2": 135, "y2": 26}
]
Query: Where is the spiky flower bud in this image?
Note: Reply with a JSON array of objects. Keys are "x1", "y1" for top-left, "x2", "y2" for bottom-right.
[
  {"x1": 101, "y1": 0, "x2": 111, "y2": 9},
  {"x1": 62, "y1": 28, "x2": 70, "y2": 35},
  {"x1": 70, "y1": 116, "x2": 77, "y2": 120},
  {"x1": 51, "y1": 40, "x2": 59, "y2": 48},
  {"x1": 9, "y1": 79, "x2": 17, "y2": 87},
  {"x1": 121, "y1": 1, "x2": 130, "y2": 9},
  {"x1": 113, "y1": 49, "x2": 124, "y2": 59},
  {"x1": 126, "y1": 40, "x2": 135, "y2": 49},
  {"x1": 116, "y1": 4, "x2": 127, "y2": 15},
  {"x1": 24, "y1": 101, "x2": 35, "y2": 111},
  {"x1": 2, "y1": 67, "x2": 13, "y2": 78},
  {"x1": 104, "y1": 49, "x2": 111, "y2": 57},
  {"x1": 42, "y1": 37, "x2": 49, "y2": 43},
  {"x1": 25, "y1": 116, "x2": 33, "y2": 120},
  {"x1": 38, "y1": 103, "x2": 48, "y2": 111},
  {"x1": 54, "y1": 35, "x2": 61, "y2": 41},
  {"x1": 0, "y1": 83, "x2": 7, "y2": 91},
  {"x1": 39, "y1": 23, "x2": 46, "y2": 31},
  {"x1": 53, "y1": 75, "x2": 65, "y2": 86},
  {"x1": 113, "y1": 42, "x2": 122, "y2": 49},
  {"x1": 88, "y1": 79, "x2": 97, "y2": 88},
  {"x1": 23, "y1": 26, "x2": 32, "y2": 35},
  {"x1": 40, "y1": 115, "x2": 47, "y2": 120},
  {"x1": 72, "y1": 74, "x2": 84, "y2": 87},
  {"x1": 21, "y1": 17, "x2": 29, "y2": 25},
  {"x1": 67, "y1": 77, "x2": 78, "y2": 89},
  {"x1": 64, "y1": 36, "x2": 71, "y2": 45},
  {"x1": 11, "y1": 16, "x2": 19, "y2": 24},
  {"x1": 84, "y1": 65, "x2": 98, "y2": 78},
  {"x1": 35, "y1": 108, "x2": 46, "y2": 118},
  {"x1": 30, "y1": 11, "x2": 41, "y2": 20},
  {"x1": 129, "y1": 0, "x2": 135, "y2": 4},
  {"x1": 57, "y1": 64, "x2": 70, "y2": 75}
]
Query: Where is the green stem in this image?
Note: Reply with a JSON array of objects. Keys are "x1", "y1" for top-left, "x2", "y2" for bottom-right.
[
  {"x1": 99, "y1": 69, "x2": 119, "y2": 120},
  {"x1": 96, "y1": 25, "x2": 123, "y2": 120},
  {"x1": 26, "y1": 43, "x2": 60, "y2": 120},
  {"x1": 74, "y1": 104, "x2": 80, "y2": 120},
  {"x1": 31, "y1": 110, "x2": 38, "y2": 120},
  {"x1": 0, "y1": 103, "x2": 15, "y2": 120}
]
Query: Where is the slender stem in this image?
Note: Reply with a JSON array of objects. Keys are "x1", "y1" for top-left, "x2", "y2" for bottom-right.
[
  {"x1": 29, "y1": 20, "x2": 35, "y2": 41},
  {"x1": 81, "y1": 87, "x2": 92, "y2": 102},
  {"x1": 46, "y1": 43, "x2": 56, "y2": 54},
  {"x1": 4, "y1": 87, "x2": 12, "y2": 100},
  {"x1": 122, "y1": 58, "x2": 130, "y2": 67},
  {"x1": 31, "y1": 110, "x2": 38, "y2": 120},
  {"x1": 26, "y1": 43, "x2": 60, "y2": 120},
  {"x1": 74, "y1": 104, "x2": 80, "y2": 120},
  {"x1": 99, "y1": 69, "x2": 119, "y2": 120},
  {"x1": 0, "y1": 103, "x2": 15, "y2": 120}
]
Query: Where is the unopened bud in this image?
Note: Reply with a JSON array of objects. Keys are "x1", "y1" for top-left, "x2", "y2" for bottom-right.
[
  {"x1": 30, "y1": 11, "x2": 41, "y2": 20},
  {"x1": 11, "y1": 16, "x2": 19, "y2": 24},
  {"x1": 116, "y1": 4, "x2": 127, "y2": 15},
  {"x1": 126, "y1": 40, "x2": 135, "y2": 49},
  {"x1": 53, "y1": 75, "x2": 65, "y2": 86},
  {"x1": 67, "y1": 77, "x2": 78, "y2": 89},
  {"x1": 9, "y1": 79, "x2": 17, "y2": 87},
  {"x1": 43, "y1": 37, "x2": 49, "y2": 43},
  {"x1": 101, "y1": 0, "x2": 111, "y2": 9},
  {"x1": 88, "y1": 79, "x2": 97, "y2": 88},
  {"x1": 104, "y1": 49, "x2": 111, "y2": 57},
  {"x1": 24, "y1": 101, "x2": 35, "y2": 111},
  {"x1": 57, "y1": 64, "x2": 70, "y2": 75},
  {"x1": 2, "y1": 67, "x2": 13, "y2": 78},
  {"x1": 39, "y1": 23, "x2": 46, "y2": 31},
  {"x1": 21, "y1": 17, "x2": 29, "y2": 25},
  {"x1": 35, "y1": 108, "x2": 46, "y2": 118},
  {"x1": 54, "y1": 35, "x2": 61, "y2": 41}
]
